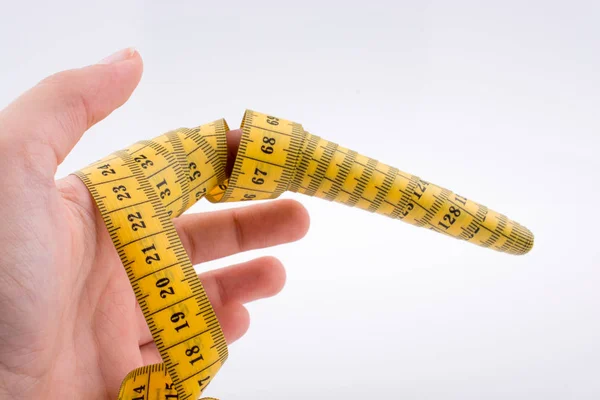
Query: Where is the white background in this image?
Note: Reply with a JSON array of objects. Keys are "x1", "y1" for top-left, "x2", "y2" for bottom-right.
[{"x1": 1, "y1": 1, "x2": 599, "y2": 399}]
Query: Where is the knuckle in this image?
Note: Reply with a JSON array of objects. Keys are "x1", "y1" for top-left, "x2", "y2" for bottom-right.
[
  {"x1": 231, "y1": 209, "x2": 246, "y2": 251},
  {"x1": 13, "y1": 140, "x2": 56, "y2": 184},
  {"x1": 37, "y1": 69, "x2": 77, "y2": 91}
]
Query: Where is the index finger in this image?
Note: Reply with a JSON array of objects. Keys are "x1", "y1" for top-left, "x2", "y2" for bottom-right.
[{"x1": 174, "y1": 198, "x2": 310, "y2": 264}]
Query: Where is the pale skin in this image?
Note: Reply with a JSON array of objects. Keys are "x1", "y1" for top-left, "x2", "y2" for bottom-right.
[{"x1": 0, "y1": 48, "x2": 310, "y2": 398}]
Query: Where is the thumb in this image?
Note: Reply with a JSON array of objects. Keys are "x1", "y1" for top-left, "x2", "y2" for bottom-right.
[{"x1": 0, "y1": 47, "x2": 143, "y2": 177}]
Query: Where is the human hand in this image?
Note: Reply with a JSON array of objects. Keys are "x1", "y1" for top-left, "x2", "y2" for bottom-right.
[{"x1": 0, "y1": 48, "x2": 310, "y2": 399}]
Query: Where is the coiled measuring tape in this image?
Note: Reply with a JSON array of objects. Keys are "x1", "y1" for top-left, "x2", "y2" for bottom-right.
[{"x1": 74, "y1": 110, "x2": 534, "y2": 399}]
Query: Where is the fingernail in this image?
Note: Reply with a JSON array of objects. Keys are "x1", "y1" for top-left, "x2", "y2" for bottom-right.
[{"x1": 97, "y1": 47, "x2": 136, "y2": 64}]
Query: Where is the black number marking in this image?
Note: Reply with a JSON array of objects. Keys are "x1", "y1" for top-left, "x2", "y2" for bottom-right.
[
  {"x1": 266, "y1": 116, "x2": 279, "y2": 125},
  {"x1": 240, "y1": 193, "x2": 256, "y2": 201},
  {"x1": 455, "y1": 194, "x2": 467, "y2": 206},
  {"x1": 156, "y1": 178, "x2": 171, "y2": 199},
  {"x1": 185, "y1": 345, "x2": 204, "y2": 365},
  {"x1": 132, "y1": 383, "x2": 145, "y2": 400},
  {"x1": 261, "y1": 136, "x2": 276, "y2": 154},
  {"x1": 127, "y1": 212, "x2": 146, "y2": 231},
  {"x1": 171, "y1": 312, "x2": 189, "y2": 332},
  {"x1": 164, "y1": 382, "x2": 178, "y2": 399},
  {"x1": 198, "y1": 376, "x2": 211, "y2": 389},
  {"x1": 171, "y1": 311, "x2": 185, "y2": 322},
  {"x1": 252, "y1": 167, "x2": 267, "y2": 185},
  {"x1": 175, "y1": 321, "x2": 190, "y2": 332},
  {"x1": 438, "y1": 206, "x2": 462, "y2": 229},
  {"x1": 133, "y1": 154, "x2": 154, "y2": 169},
  {"x1": 195, "y1": 188, "x2": 207, "y2": 200},
  {"x1": 401, "y1": 203, "x2": 414, "y2": 217},
  {"x1": 98, "y1": 163, "x2": 116, "y2": 176},
  {"x1": 142, "y1": 244, "x2": 161, "y2": 264},
  {"x1": 413, "y1": 180, "x2": 429, "y2": 200},
  {"x1": 156, "y1": 277, "x2": 175, "y2": 298},
  {"x1": 449, "y1": 206, "x2": 461, "y2": 217},
  {"x1": 261, "y1": 145, "x2": 274, "y2": 154},
  {"x1": 113, "y1": 185, "x2": 131, "y2": 201},
  {"x1": 189, "y1": 162, "x2": 201, "y2": 181},
  {"x1": 263, "y1": 136, "x2": 276, "y2": 145},
  {"x1": 156, "y1": 277, "x2": 169, "y2": 287}
]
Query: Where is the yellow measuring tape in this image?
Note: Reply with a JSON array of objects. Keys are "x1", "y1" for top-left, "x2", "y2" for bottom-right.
[{"x1": 74, "y1": 110, "x2": 534, "y2": 399}]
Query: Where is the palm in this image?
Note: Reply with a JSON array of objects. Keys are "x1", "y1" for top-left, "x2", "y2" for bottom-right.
[
  {"x1": 57, "y1": 176, "x2": 153, "y2": 398},
  {"x1": 0, "y1": 51, "x2": 309, "y2": 399}
]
